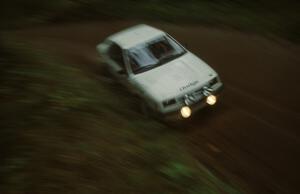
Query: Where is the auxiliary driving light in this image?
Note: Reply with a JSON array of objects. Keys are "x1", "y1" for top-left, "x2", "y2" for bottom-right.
[
  {"x1": 206, "y1": 95, "x2": 217, "y2": 105},
  {"x1": 180, "y1": 106, "x2": 192, "y2": 118}
]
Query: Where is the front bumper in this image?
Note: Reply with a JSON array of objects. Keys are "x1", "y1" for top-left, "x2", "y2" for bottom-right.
[{"x1": 159, "y1": 82, "x2": 224, "y2": 121}]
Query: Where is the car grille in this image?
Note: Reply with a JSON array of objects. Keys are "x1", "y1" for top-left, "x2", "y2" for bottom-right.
[
  {"x1": 209, "y1": 77, "x2": 218, "y2": 86},
  {"x1": 178, "y1": 77, "x2": 218, "y2": 103},
  {"x1": 163, "y1": 98, "x2": 177, "y2": 107}
]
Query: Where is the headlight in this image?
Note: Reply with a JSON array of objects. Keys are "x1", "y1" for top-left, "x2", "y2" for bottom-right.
[
  {"x1": 180, "y1": 106, "x2": 192, "y2": 118},
  {"x1": 206, "y1": 95, "x2": 217, "y2": 105}
]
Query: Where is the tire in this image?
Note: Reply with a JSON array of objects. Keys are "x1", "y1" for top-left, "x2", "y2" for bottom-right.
[{"x1": 140, "y1": 101, "x2": 151, "y2": 118}]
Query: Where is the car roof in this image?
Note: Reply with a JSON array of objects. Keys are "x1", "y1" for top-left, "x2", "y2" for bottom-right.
[{"x1": 107, "y1": 24, "x2": 165, "y2": 49}]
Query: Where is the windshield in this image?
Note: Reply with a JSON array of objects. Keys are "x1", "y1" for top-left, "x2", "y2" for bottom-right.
[{"x1": 128, "y1": 35, "x2": 186, "y2": 74}]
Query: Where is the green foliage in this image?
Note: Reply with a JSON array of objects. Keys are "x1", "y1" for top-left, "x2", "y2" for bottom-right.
[
  {"x1": 160, "y1": 161, "x2": 194, "y2": 183},
  {"x1": 0, "y1": 36, "x2": 243, "y2": 194}
]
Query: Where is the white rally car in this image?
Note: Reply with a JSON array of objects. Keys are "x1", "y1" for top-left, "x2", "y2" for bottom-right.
[{"x1": 97, "y1": 24, "x2": 223, "y2": 119}]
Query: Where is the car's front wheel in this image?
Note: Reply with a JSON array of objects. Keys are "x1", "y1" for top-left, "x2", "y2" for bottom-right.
[{"x1": 140, "y1": 101, "x2": 152, "y2": 118}]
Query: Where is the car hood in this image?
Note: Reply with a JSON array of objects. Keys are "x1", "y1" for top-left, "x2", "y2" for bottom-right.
[{"x1": 132, "y1": 52, "x2": 218, "y2": 102}]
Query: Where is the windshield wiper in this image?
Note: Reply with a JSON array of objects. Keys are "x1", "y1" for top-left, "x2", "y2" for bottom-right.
[
  {"x1": 159, "y1": 52, "x2": 185, "y2": 65},
  {"x1": 134, "y1": 64, "x2": 157, "y2": 73}
]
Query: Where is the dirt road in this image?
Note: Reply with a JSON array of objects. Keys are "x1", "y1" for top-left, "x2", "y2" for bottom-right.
[{"x1": 15, "y1": 21, "x2": 300, "y2": 194}]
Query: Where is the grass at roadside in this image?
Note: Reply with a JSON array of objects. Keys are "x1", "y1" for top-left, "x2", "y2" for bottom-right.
[{"x1": 0, "y1": 35, "x2": 242, "y2": 194}]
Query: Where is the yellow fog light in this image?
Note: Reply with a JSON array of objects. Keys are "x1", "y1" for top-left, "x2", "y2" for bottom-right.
[
  {"x1": 180, "y1": 106, "x2": 192, "y2": 118},
  {"x1": 206, "y1": 95, "x2": 217, "y2": 105}
]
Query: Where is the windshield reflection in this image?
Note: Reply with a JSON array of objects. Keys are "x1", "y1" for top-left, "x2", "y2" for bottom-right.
[{"x1": 128, "y1": 35, "x2": 186, "y2": 74}]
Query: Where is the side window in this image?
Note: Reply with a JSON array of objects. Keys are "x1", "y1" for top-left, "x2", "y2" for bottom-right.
[{"x1": 107, "y1": 43, "x2": 125, "y2": 69}]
